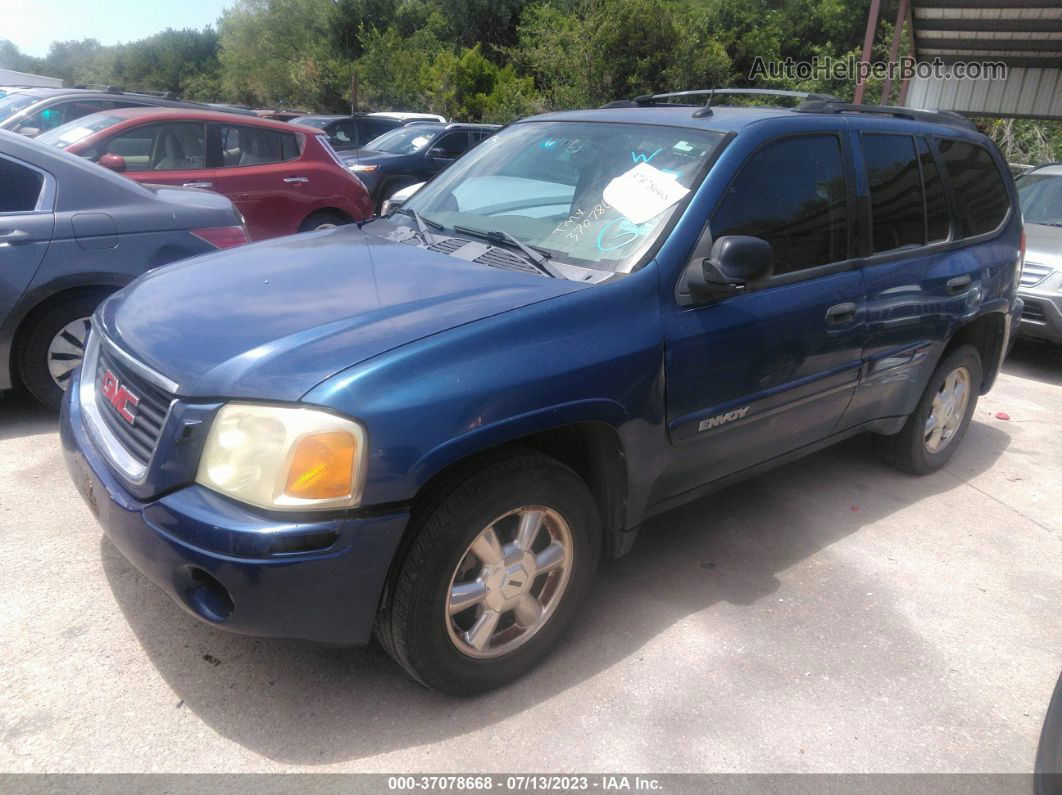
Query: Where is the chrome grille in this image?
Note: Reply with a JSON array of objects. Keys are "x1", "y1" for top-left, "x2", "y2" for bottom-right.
[
  {"x1": 1022, "y1": 300, "x2": 1047, "y2": 324},
  {"x1": 1020, "y1": 261, "x2": 1053, "y2": 288},
  {"x1": 93, "y1": 344, "x2": 173, "y2": 466},
  {"x1": 79, "y1": 330, "x2": 178, "y2": 482}
]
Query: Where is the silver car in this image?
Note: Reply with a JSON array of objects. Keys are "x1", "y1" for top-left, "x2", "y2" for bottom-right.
[{"x1": 1016, "y1": 163, "x2": 1062, "y2": 343}]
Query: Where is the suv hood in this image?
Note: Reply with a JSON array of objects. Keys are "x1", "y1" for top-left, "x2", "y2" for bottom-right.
[
  {"x1": 1025, "y1": 222, "x2": 1062, "y2": 269},
  {"x1": 97, "y1": 225, "x2": 588, "y2": 401}
]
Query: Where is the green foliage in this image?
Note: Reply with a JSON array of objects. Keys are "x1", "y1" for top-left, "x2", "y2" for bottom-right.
[{"x1": 0, "y1": 0, "x2": 1058, "y2": 155}]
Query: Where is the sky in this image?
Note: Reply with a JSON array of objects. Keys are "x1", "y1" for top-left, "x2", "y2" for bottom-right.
[{"x1": 0, "y1": 0, "x2": 233, "y2": 57}]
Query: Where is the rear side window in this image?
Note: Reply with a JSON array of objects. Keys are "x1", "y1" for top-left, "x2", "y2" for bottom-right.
[
  {"x1": 938, "y1": 139, "x2": 1009, "y2": 237},
  {"x1": 711, "y1": 134, "x2": 849, "y2": 275},
  {"x1": 863, "y1": 134, "x2": 923, "y2": 253},
  {"x1": 0, "y1": 156, "x2": 44, "y2": 212},
  {"x1": 219, "y1": 125, "x2": 301, "y2": 167}
]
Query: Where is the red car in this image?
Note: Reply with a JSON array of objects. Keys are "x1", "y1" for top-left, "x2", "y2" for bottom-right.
[{"x1": 37, "y1": 108, "x2": 374, "y2": 240}]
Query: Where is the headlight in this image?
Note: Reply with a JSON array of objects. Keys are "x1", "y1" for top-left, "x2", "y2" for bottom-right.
[
  {"x1": 196, "y1": 403, "x2": 367, "y2": 511},
  {"x1": 347, "y1": 163, "x2": 378, "y2": 172}
]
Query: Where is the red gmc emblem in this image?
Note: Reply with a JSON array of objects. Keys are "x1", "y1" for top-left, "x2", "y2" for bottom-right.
[{"x1": 100, "y1": 368, "x2": 140, "y2": 425}]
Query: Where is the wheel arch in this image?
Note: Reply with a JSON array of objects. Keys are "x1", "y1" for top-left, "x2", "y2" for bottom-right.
[
  {"x1": 408, "y1": 415, "x2": 632, "y2": 561},
  {"x1": 944, "y1": 310, "x2": 1008, "y2": 395},
  {"x1": 1, "y1": 280, "x2": 125, "y2": 391}
]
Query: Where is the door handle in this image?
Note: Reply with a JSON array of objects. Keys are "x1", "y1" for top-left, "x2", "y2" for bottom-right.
[
  {"x1": 825, "y1": 301, "x2": 858, "y2": 323},
  {"x1": 0, "y1": 229, "x2": 32, "y2": 246},
  {"x1": 946, "y1": 275, "x2": 972, "y2": 294},
  {"x1": 183, "y1": 181, "x2": 213, "y2": 189},
  {"x1": 283, "y1": 176, "x2": 309, "y2": 183}
]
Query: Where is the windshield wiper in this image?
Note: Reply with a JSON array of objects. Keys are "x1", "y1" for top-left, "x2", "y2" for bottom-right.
[
  {"x1": 395, "y1": 207, "x2": 443, "y2": 246},
  {"x1": 452, "y1": 225, "x2": 557, "y2": 278}
]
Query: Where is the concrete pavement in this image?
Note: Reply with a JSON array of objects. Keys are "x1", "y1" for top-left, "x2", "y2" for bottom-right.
[{"x1": 1, "y1": 341, "x2": 1059, "y2": 773}]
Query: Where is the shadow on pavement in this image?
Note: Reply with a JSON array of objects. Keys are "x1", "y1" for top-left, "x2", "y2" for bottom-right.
[
  {"x1": 0, "y1": 391, "x2": 57, "y2": 442},
  {"x1": 100, "y1": 418, "x2": 1012, "y2": 766},
  {"x1": 1004, "y1": 340, "x2": 1062, "y2": 388}
]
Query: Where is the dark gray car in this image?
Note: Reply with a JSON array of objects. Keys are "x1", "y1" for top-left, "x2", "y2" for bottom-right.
[{"x1": 0, "y1": 129, "x2": 245, "y2": 408}]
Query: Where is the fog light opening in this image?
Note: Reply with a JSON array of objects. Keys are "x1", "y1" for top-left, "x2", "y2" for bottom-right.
[{"x1": 183, "y1": 567, "x2": 234, "y2": 622}]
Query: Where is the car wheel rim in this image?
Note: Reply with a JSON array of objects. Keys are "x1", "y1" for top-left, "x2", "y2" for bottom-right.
[
  {"x1": 445, "y1": 506, "x2": 573, "y2": 659},
  {"x1": 924, "y1": 365, "x2": 971, "y2": 454},
  {"x1": 314, "y1": 222, "x2": 337, "y2": 230},
  {"x1": 46, "y1": 317, "x2": 92, "y2": 391}
]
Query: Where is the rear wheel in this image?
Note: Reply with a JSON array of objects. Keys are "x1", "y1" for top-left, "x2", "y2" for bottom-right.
[
  {"x1": 298, "y1": 211, "x2": 349, "y2": 233},
  {"x1": 876, "y1": 344, "x2": 982, "y2": 474},
  {"x1": 16, "y1": 290, "x2": 111, "y2": 409},
  {"x1": 376, "y1": 451, "x2": 600, "y2": 695}
]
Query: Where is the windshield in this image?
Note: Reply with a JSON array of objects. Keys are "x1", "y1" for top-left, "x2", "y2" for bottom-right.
[
  {"x1": 1017, "y1": 172, "x2": 1062, "y2": 226},
  {"x1": 36, "y1": 113, "x2": 126, "y2": 148},
  {"x1": 364, "y1": 126, "x2": 441, "y2": 154},
  {"x1": 0, "y1": 92, "x2": 39, "y2": 123},
  {"x1": 404, "y1": 120, "x2": 724, "y2": 274}
]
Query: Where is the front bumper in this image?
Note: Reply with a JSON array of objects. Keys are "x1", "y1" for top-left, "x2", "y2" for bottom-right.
[
  {"x1": 1017, "y1": 286, "x2": 1062, "y2": 344},
  {"x1": 60, "y1": 369, "x2": 408, "y2": 646}
]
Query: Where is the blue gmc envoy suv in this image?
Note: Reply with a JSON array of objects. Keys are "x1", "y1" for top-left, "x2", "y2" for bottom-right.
[{"x1": 61, "y1": 91, "x2": 1024, "y2": 694}]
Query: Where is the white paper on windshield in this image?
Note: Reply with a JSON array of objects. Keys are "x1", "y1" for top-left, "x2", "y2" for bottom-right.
[
  {"x1": 58, "y1": 127, "x2": 94, "y2": 144},
  {"x1": 602, "y1": 162, "x2": 689, "y2": 224}
]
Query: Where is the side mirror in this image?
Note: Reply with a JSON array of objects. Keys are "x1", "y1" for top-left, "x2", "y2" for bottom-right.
[
  {"x1": 17, "y1": 127, "x2": 40, "y2": 138},
  {"x1": 687, "y1": 235, "x2": 774, "y2": 298},
  {"x1": 98, "y1": 153, "x2": 127, "y2": 173},
  {"x1": 427, "y1": 147, "x2": 457, "y2": 160}
]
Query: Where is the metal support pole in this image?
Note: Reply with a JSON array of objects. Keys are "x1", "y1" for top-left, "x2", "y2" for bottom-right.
[
  {"x1": 898, "y1": 0, "x2": 917, "y2": 106},
  {"x1": 881, "y1": 0, "x2": 910, "y2": 106},
  {"x1": 854, "y1": 0, "x2": 883, "y2": 104}
]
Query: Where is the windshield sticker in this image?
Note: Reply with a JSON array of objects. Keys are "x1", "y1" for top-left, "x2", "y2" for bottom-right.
[
  {"x1": 602, "y1": 162, "x2": 690, "y2": 224},
  {"x1": 596, "y1": 217, "x2": 653, "y2": 252},
  {"x1": 411, "y1": 135, "x2": 431, "y2": 149},
  {"x1": 672, "y1": 140, "x2": 694, "y2": 153},
  {"x1": 540, "y1": 138, "x2": 558, "y2": 149},
  {"x1": 631, "y1": 147, "x2": 663, "y2": 164}
]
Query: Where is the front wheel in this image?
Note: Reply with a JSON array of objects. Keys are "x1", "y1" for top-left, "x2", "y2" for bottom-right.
[
  {"x1": 875, "y1": 344, "x2": 982, "y2": 475},
  {"x1": 298, "y1": 211, "x2": 350, "y2": 233},
  {"x1": 375, "y1": 451, "x2": 600, "y2": 694}
]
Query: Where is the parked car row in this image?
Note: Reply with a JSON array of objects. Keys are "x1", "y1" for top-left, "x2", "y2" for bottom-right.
[{"x1": 36, "y1": 108, "x2": 374, "y2": 240}]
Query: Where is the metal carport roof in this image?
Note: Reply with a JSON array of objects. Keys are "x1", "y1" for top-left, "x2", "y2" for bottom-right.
[{"x1": 859, "y1": 0, "x2": 1062, "y2": 120}]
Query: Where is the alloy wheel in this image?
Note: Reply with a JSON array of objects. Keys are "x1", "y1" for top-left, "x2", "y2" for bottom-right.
[
  {"x1": 445, "y1": 506, "x2": 573, "y2": 659},
  {"x1": 924, "y1": 365, "x2": 971, "y2": 453}
]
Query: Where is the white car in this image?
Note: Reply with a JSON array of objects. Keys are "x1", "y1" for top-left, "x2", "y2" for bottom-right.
[{"x1": 370, "y1": 111, "x2": 447, "y2": 123}]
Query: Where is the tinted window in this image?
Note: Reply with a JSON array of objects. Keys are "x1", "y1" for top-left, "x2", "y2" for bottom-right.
[
  {"x1": 0, "y1": 157, "x2": 44, "y2": 212},
  {"x1": 938, "y1": 139, "x2": 1009, "y2": 237},
  {"x1": 431, "y1": 132, "x2": 471, "y2": 157},
  {"x1": 18, "y1": 99, "x2": 112, "y2": 133},
  {"x1": 361, "y1": 118, "x2": 399, "y2": 139},
  {"x1": 711, "y1": 135, "x2": 848, "y2": 275},
  {"x1": 103, "y1": 122, "x2": 206, "y2": 171},
  {"x1": 863, "y1": 134, "x2": 923, "y2": 253},
  {"x1": 219, "y1": 125, "x2": 300, "y2": 167},
  {"x1": 917, "y1": 138, "x2": 950, "y2": 242}
]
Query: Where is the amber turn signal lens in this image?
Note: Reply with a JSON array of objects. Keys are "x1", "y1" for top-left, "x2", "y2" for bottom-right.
[{"x1": 284, "y1": 431, "x2": 357, "y2": 500}]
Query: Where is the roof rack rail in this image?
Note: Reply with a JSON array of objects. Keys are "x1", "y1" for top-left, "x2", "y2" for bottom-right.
[
  {"x1": 616, "y1": 88, "x2": 843, "y2": 118},
  {"x1": 793, "y1": 99, "x2": 978, "y2": 131},
  {"x1": 74, "y1": 83, "x2": 125, "y2": 94}
]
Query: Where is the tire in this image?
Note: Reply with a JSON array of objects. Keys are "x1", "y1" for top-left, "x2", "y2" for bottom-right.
[
  {"x1": 876, "y1": 344, "x2": 982, "y2": 475},
  {"x1": 376, "y1": 451, "x2": 601, "y2": 695},
  {"x1": 16, "y1": 290, "x2": 112, "y2": 410},
  {"x1": 298, "y1": 211, "x2": 349, "y2": 233},
  {"x1": 1035, "y1": 672, "x2": 1062, "y2": 793}
]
